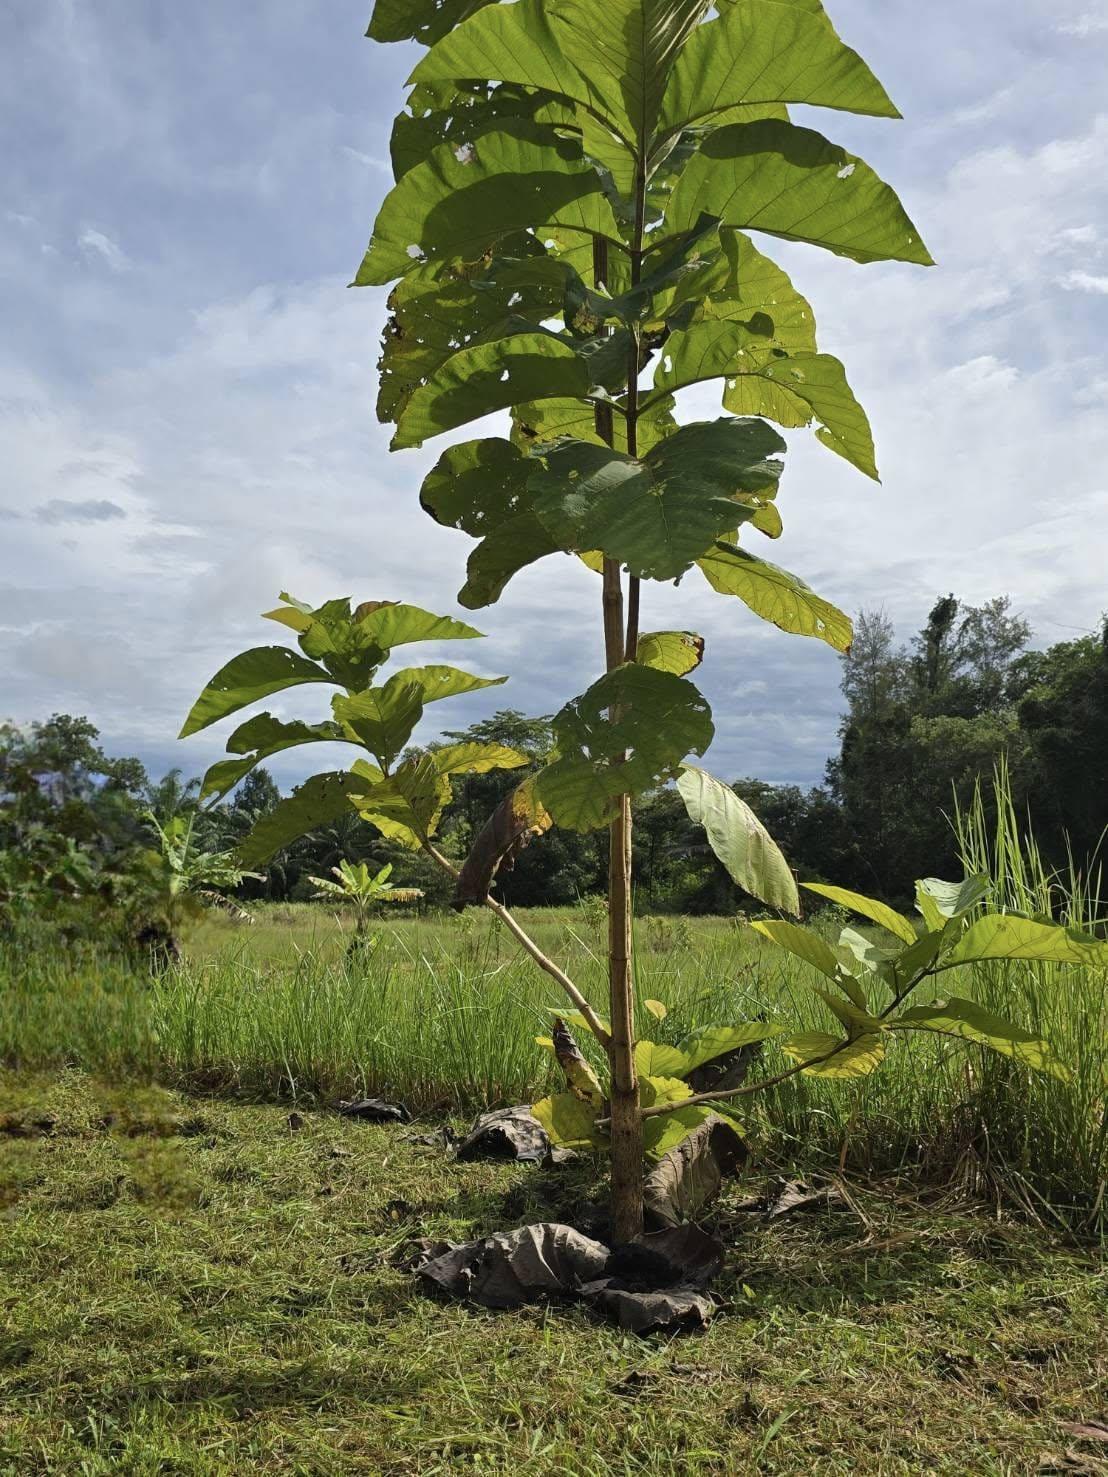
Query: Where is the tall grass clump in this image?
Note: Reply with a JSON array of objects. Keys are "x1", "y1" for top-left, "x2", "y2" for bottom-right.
[{"x1": 948, "y1": 760, "x2": 1108, "y2": 1226}]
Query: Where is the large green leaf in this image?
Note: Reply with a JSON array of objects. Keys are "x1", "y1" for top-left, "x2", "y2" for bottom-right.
[
  {"x1": 917, "y1": 874, "x2": 990, "y2": 920},
  {"x1": 650, "y1": 318, "x2": 772, "y2": 396},
  {"x1": 722, "y1": 351, "x2": 878, "y2": 480},
  {"x1": 663, "y1": 118, "x2": 932, "y2": 266},
  {"x1": 677, "y1": 766, "x2": 799, "y2": 914},
  {"x1": 410, "y1": 0, "x2": 622, "y2": 136},
  {"x1": 179, "y1": 647, "x2": 332, "y2": 739},
  {"x1": 636, "y1": 630, "x2": 705, "y2": 676},
  {"x1": 238, "y1": 772, "x2": 371, "y2": 868},
  {"x1": 658, "y1": 1, "x2": 898, "y2": 140},
  {"x1": 367, "y1": 0, "x2": 496, "y2": 46},
  {"x1": 802, "y1": 883, "x2": 917, "y2": 945},
  {"x1": 751, "y1": 919, "x2": 841, "y2": 979},
  {"x1": 535, "y1": 664, "x2": 713, "y2": 831},
  {"x1": 642, "y1": 1103, "x2": 718, "y2": 1159},
  {"x1": 546, "y1": 0, "x2": 711, "y2": 151},
  {"x1": 420, "y1": 436, "x2": 565, "y2": 607},
  {"x1": 646, "y1": 1021, "x2": 785, "y2": 1079},
  {"x1": 377, "y1": 252, "x2": 563, "y2": 423},
  {"x1": 199, "y1": 714, "x2": 350, "y2": 803},
  {"x1": 531, "y1": 1091, "x2": 604, "y2": 1149},
  {"x1": 512, "y1": 392, "x2": 677, "y2": 457},
  {"x1": 430, "y1": 742, "x2": 531, "y2": 777},
  {"x1": 357, "y1": 122, "x2": 621, "y2": 287},
  {"x1": 388, "y1": 665, "x2": 507, "y2": 706},
  {"x1": 947, "y1": 916, "x2": 1108, "y2": 970},
  {"x1": 890, "y1": 998, "x2": 1071, "y2": 1081},
  {"x1": 352, "y1": 756, "x2": 451, "y2": 850},
  {"x1": 355, "y1": 603, "x2": 484, "y2": 649},
  {"x1": 529, "y1": 419, "x2": 785, "y2": 580},
  {"x1": 394, "y1": 329, "x2": 623, "y2": 450},
  {"x1": 696, "y1": 231, "x2": 818, "y2": 353},
  {"x1": 698, "y1": 542, "x2": 853, "y2": 651},
  {"x1": 333, "y1": 678, "x2": 427, "y2": 771},
  {"x1": 780, "y1": 1030, "x2": 885, "y2": 1077}
]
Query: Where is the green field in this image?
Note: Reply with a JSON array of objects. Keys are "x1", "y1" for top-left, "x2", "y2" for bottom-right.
[{"x1": 3, "y1": 906, "x2": 1108, "y2": 1474}]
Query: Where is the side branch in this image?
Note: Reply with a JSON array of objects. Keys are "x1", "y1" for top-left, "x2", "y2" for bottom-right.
[{"x1": 422, "y1": 842, "x2": 611, "y2": 1050}]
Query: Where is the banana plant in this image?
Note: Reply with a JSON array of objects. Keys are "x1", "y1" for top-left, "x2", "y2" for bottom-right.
[
  {"x1": 309, "y1": 859, "x2": 424, "y2": 952},
  {"x1": 359, "y1": 0, "x2": 933, "y2": 1238}
]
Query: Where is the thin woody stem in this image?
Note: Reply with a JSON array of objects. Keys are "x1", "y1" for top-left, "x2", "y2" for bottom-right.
[{"x1": 421, "y1": 842, "x2": 611, "y2": 1050}]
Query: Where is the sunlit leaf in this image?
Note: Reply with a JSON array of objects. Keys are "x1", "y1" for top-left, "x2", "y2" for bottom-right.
[
  {"x1": 698, "y1": 542, "x2": 853, "y2": 651},
  {"x1": 802, "y1": 882, "x2": 917, "y2": 945},
  {"x1": 179, "y1": 648, "x2": 332, "y2": 739},
  {"x1": 636, "y1": 630, "x2": 705, "y2": 676},
  {"x1": 531, "y1": 1091, "x2": 605, "y2": 1148},
  {"x1": 663, "y1": 118, "x2": 932, "y2": 266},
  {"x1": 677, "y1": 766, "x2": 799, "y2": 914},
  {"x1": 647, "y1": 1021, "x2": 786, "y2": 1078},
  {"x1": 780, "y1": 1030, "x2": 885, "y2": 1076},
  {"x1": 891, "y1": 997, "x2": 1071, "y2": 1081},
  {"x1": 723, "y1": 351, "x2": 877, "y2": 480},
  {"x1": 947, "y1": 915, "x2": 1108, "y2": 970},
  {"x1": 355, "y1": 120, "x2": 620, "y2": 286}
]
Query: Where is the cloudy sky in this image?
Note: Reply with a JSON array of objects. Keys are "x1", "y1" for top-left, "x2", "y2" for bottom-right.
[{"x1": 2, "y1": 0, "x2": 1106, "y2": 794}]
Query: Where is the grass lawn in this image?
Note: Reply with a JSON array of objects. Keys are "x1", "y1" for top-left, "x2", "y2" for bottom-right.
[{"x1": 2, "y1": 1069, "x2": 1106, "y2": 1475}]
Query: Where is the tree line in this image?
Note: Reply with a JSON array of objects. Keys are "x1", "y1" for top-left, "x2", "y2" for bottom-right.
[{"x1": 2, "y1": 592, "x2": 1104, "y2": 935}]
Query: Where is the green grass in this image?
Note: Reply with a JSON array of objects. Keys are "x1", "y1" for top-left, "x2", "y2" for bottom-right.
[
  {"x1": 2, "y1": 893, "x2": 1107, "y2": 1230},
  {"x1": 2, "y1": 1070, "x2": 1106, "y2": 1476}
]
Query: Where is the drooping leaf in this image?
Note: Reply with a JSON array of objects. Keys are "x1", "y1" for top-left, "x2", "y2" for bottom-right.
[
  {"x1": 179, "y1": 648, "x2": 332, "y2": 739},
  {"x1": 663, "y1": 118, "x2": 932, "y2": 266},
  {"x1": 646, "y1": 1021, "x2": 785, "y2": 1079},
  {"x1": 779, "y1": 1030, "x2": 885, "y2": 1076},
  {"x1": 677, "y1": 766, "x2": 799, "y2": 914},
  {"x1": 529, "y1": 419, "x2": 785, "y2": 580},
  {"x1": 636, "y1": 630, "x2": 705, "y2": 676},
  {"x1": 698, "y1": 542, "x2": 853, "y2": 651},
  {"x1": 394, "y1": 329, "x2": 623, "y2": 450},
  {"x1": 420, "y1": 435, "x2": 562, "y2": 608},
  {"x1": 454, "y1": 775, "x2": 553, "y2": 908},
  {"x1": 802, "y1": 882, "x2": 917, "y2": 945},
  {"x1": 811, "y1": 986, "x2": 884, "y2": 1035},
  {"x1": 535, "y1": 665, "x2": 714, "y2": 831},
  {"x1": 750, "y1": 919, "x2": 841, "y2": 979},
  {"x1": 198, "y1": 714, "x2": 350, "y2": 802},
  {"x1": 947, "y1": 916, "x2": 1108, "y2": 970},
  {"x1": 355, "y1": 121, "x2": 620, "y2": 286},
  {"x1": 551, "y1": 1017, "x2": 605, "y2": 1103},
  {"x1": 531, "y1": 1091, "x2": 605, "y2": 1149},
  {"x1": 722, "y1": 351, "x2": 878, "y2": 480},
  {"x1": 237, "y1": 771, "x2": 371, "y2": 868},
  {"x1": 890, "y1": 998, "x2": 1071, "y2": 1081},
  {"x1": 658, "y1": 1, "x2": 899, "y2": 140}
]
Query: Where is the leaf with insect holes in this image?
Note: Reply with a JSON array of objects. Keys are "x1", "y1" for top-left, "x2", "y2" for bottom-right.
[
  {"x1": 355, "y1": 120, "x2": 621, "y2": 286},
  {"x1": 528, "y1": 419, "x2": 785, "y2": 581},
  {"x1": 535, "y1": 665, "x2": 714, "y2": 831},
  {"x1": 237, "y1": 771, "x2": 373, "y2": 869},
  {"x1": 698, "y1": 542, "x2": 853, "y2": 651},
  {"x1": 663, "y1": 118, "x2": 932, "y2": 266},
  {"x1": 723, "y1": 351, "x2": 878, "y2": 480},
  {"x1": 636, "y1": 631, "x2": 705, "y2": 676}
]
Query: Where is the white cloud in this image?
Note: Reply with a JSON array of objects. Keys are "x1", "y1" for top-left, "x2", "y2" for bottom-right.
[
  {"x1": 1057, "y1": 12, "x2": 1108, "y2": 36},
  {"x1": 78, "y1": 227, "x2": 131, "y2": 272},
  {"x1": 1059, "y1": 269, "x2": 1108, "y2": 294}
]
